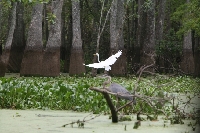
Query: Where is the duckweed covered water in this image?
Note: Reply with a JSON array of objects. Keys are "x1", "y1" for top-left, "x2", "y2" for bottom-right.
[{"x1": 0, "y1": 109, "x2": 199, "y2": 133}]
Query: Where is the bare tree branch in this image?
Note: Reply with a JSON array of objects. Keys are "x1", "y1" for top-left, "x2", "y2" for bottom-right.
[
  {"x1": 96, "y1": 0, "x2": 114, "y2": 52},
  {"x1": 62, "y1": 113, "x2": 101, "y2": 128}
]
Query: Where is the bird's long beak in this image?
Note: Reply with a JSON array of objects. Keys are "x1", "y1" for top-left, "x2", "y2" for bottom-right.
[{"x1": 93, "y1": 54, "x2": 96, "y2": 56}]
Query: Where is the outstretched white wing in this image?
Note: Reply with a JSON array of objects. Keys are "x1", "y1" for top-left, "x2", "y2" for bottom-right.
[
  {"x1": 83, "y1": 50, "x2": 122, "y2": 71},
  {"x1": 112, "y1": 50, "x2": 122, "y2": 58},
  {"x1": 102, "y1": 50, "x2": 122, "y2": 65}
]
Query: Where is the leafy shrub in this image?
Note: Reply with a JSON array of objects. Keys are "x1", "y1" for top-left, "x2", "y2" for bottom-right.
[{"x1": 156, "y1": 29, "x2": 182, "y2": 69}]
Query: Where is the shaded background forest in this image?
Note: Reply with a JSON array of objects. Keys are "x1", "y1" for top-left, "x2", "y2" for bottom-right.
[{"x1": 0, "y1": 0, "x2": 200, "y2": 77}]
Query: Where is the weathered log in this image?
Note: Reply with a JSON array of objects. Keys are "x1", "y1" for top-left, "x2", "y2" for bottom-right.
[{"x1": 90, "y1": 87, "x2": 118, "y2": 123}]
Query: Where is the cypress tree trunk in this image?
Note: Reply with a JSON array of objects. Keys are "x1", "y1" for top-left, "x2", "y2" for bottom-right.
[
  {"x1": 69, "y1": 0, "x2": 86, "y2": 75},
  {"x1": 60, "y1": 1, "x2": 66, "y2": 66},
  {"x1": 110, "y1": 0, "x2": 126, "y2": 76},
  {"x1": 180, "y1": 31, "x2": 194, "y2": 74},
  {"x1": 7, "y1": 2, "x2": 25, "y2": 72},
  {"x1": 2, "y1": 2, "x2": 17, "y2": 71},
  {"x1": 180, "y1": 0, "x2": 194, "y2": 75},
  {"x1": 42, "y1": 0, "x2": 63, "y2": 77},
  {"x1": 64, "y1": 11, "x2": 72, "y2": 73},
  {"x1": 193, "y1": 36, "x2": 200, "y2": 77},
  {"x1": 91, "y1": 0, "x2": 100, "y2": 77},
  {"x1": 134, "y1": 0, "x2": 145, "y2": 73},
  {"x1": 0, "y1": 0, "x2": 2, "y2": 55},
  {"x1": 155, "y1": 0, "x2": 166, "y2": 73},
  {"x1": 3, "y1": 2, "x2": 25, "y2": 73},
  {"x1": 155, "y1": 0, "x2": 166, "y2": 43},
  {"x1": 20, "y1": 3, "x2": 43, "y2": 76},
  {"x1": 0, "y1": 56, "x2": 5, "y2": 76},
  {"x1": 0, "y1": 0, "x2": 6, "y2": 76},
  {"x1": 140, "y1": 0, "x2": 156, "y2": 71},
  {"x1": 127, "y1": 0, "x2": 138, "y2": 74}
]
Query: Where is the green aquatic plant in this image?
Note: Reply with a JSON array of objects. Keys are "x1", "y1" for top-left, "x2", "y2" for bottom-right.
[{"x1": 0, "y1": 75, "x2": 199, "y2": 115}]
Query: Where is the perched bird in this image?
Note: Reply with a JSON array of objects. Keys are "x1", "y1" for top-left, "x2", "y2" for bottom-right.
[
  {"x1": 83, "y1": 50, "x2": 122, "y2": 71},
  {"x1": 102, "y1": 75, "x2": 136, "y2": 106}
]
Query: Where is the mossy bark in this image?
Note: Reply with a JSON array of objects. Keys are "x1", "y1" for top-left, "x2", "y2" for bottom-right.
[
  {"x1": 109, "y1": 0, "x2": 126, "y2": 76},
  {"x1": 0, "y1": 56, "x2": 6, "y2": 77},
  {"x1": 7, "y1": 2, "x2": 25, "y2": 72},
  {"x1": 180, "y1": 49, "x2": 194, "y2": 74},
  {"x1": 69, "y1": 48, "x2": 85, "y2": 76},
  {"x1": 20, "y1": 3, "x2": 43, "y2": 76},
  {"x1": 69, "y1": 1, "x2": 85, "y2": 75},
  {"x1": 110, "y1": 49, "x2": 127, "y2": 76},
  {"x1": 20, "y1": 50, "x2": 43, "y2": 76},
  {"x1": 42, "y1": 0, "x2": 63, "y2": 77}
]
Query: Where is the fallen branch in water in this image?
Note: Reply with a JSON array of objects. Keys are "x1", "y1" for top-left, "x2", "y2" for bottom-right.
[
  {"x1": 62, "y1": 113, "x2": 101, "y2": 128},
  {"x1": 90, "y1": 87, "x2": 170, "y2": 116},
  {"x1": 90, "y1": 87, "x2": 118, "y2": 122}
]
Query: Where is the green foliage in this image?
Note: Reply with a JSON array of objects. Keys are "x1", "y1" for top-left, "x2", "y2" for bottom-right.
[
  {"x1": 0, "y1": 76, "x2": 108, "y2": 113},
  {"x1": 142, "y1": 0, "x2": 154, "y2": 12},
  {"x1": 156, "y1": 29, "x2": 182, "y2": 66},
  {"x1": 172, "y1": 0, "x2": 200, "y2": 36},
  {"x1": 0, "y1": 0, "x2": 12, "y2": 8},
  {"x1": 0, "y1": 0, "x2": 49, "y2": 5},
  {"x1": 0, "y1": 75, "x2": 199, "y2": 115},
  {"x1": 47, "y1": 12, "x2": 56, "y2": 25},
  {"x1": 133, "y1": 74, "x2": 200, "y2": 116}
]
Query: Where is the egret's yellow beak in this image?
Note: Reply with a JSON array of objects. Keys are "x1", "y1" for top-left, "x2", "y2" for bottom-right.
[{"x1": 93, "y1": 54, "x2": 96, "y2": 55}]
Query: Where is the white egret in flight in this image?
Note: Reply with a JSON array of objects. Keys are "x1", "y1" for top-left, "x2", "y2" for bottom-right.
[{"x1": 84, "y1": 50, "x2": 122, "y2": 71}]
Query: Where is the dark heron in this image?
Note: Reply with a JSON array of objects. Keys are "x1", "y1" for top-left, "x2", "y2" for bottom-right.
[{"x1": 102, "y1": 75, "x2": 135, "y2": 105}]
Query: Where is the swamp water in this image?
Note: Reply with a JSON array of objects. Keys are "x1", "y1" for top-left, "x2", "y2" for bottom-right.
[{"x1": 0, "y1": 109, "x2": 199, "y2": 133}]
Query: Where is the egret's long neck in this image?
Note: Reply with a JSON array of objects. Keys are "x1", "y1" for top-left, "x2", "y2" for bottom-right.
[{"x1": 97, "y1": 54, "x2": 100, "y2": 62}]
